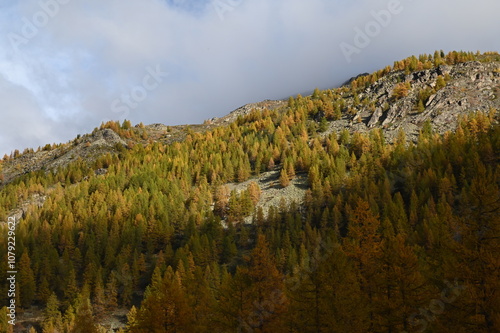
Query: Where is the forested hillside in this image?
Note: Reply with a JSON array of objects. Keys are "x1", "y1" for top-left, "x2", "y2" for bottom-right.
[{"x1": 1, "y1": 51, "x2": 499, "y2": 332}]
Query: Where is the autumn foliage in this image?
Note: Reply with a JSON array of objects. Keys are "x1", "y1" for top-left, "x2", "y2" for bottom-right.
[{"x1": 0, "y1": 51, "x2": 499, "y2": 332}]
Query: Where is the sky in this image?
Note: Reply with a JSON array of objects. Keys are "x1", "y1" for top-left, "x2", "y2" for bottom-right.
[{"x1": 0, "y1": 0, "x2": 499, "y2": 156}]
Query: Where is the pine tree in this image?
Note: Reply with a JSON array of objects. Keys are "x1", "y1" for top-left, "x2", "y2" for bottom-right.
[
  {"x1": 441, "y1": 162, "x2": 500, "y2": 332},
  {"x1": 105, "y1": 272, "x2": 119, "y2": 313},
  {"x1": 62, "y1": 304, "x2": 76, "y2": 332},
  {"x1": 37, "y1": 277, "x2": 51, "y2": 305},
  {"x1": 72, "y1": 298, "x2": 98, "y2": 333},
  {"x1": 92, "y1": 275, "x2": 106, "y2": 320},
  {"x1": 417, "y1": 98, "x2": 425, "y2": 112},
  {"x1": 18, "y1": 252, "x2": 36, "y2": 308},
  {"x1": 279, "y1": 168, "x2": 290, "y2": 188},
  {"x1": 378, "y1": 233, "x2": 430, "y2": 332},
  {"x1": 392, "y1": 82, "x2": 411, "y2": 100},
  {"x1": 133, "y1": 266, "x2": 193, "y2": 332},
  {"x1": 344, "y1": 198, "x2": 383, "y2": 331},
  {"x1": 63, "y1": 268, "x2": 78, "y2": 309},
  {"x1": 247, "y1": 181, "x2": 262, "y2": 206},
  {"x1": 42, "y1": 293, "x2": 63, "y2": 333},
  {"x1": 287, "y1": 242, "x2": 368, "y2": 332},
  {"x1": 436, "y1": 75, "x2": 446, "y2": 90},
  {"x1": 214, "y1": 185, "x2": 230, "y2": 217},
  {"x1": 216, "y1": 266, "x2": 253, "y2": 332},
  {"x1": 186, "y1": 267, "x2": 217, "y2": 332},
  {"x1": 244, "y1": 234, "x2": 287, "y2": 332},
  {"x1": 0, "y1": 307, "x2": 14, "y2": 333},
  {"x1": 126, "y1": 306, "x2": 138, "y2": 331},
  {"x1": 267, "y1": 157, "x2": 275, "y2": 171}
]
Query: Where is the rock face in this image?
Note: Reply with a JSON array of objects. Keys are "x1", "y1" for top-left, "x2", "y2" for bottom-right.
[
  {"x1": 226, "y1": 169, "x2": 308, "y2": 223},
  {"x1": 327, "y1": 60, "x2": 500, "y2": 142},
  {"x1": 0, "y1": 128, "x2": 127, "y2": 185},
  {"x1": 3, "y1": 193, "x2": 46, "y2": 224},
  {"x1": 342, "y1": 72, "x2": 370, "y2": 87},
  {"x1": 211, "y1": 100, "x2": 286, "y2": 125},
  {"x1": 89, "y1": 128, "x2": 126, "y2": 148}
]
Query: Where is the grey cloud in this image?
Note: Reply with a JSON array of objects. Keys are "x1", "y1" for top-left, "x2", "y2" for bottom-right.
[{"x1": 0, "y1": 74, "x2": 72, "y2": 155}]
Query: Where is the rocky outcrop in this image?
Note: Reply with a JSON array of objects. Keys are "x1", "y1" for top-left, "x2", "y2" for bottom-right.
[
  {"x1": 342, "y1": 72, "x2": 370, "y2": 87},
  {"x1": 1, "y1": 128, "x2": 126, "y2": 185},
  {"x1": 89, "y1": 128, "x2": 126, "y2": 148},
  {"x1": 325, "y1": 60, "x2": 500, "y2": 142},
  {"x1": 210, "y1": 100, "x2": 286, "y2": 125},
  {"x1": 1, "y1": 193, "x2": 46, "y2": 224}
]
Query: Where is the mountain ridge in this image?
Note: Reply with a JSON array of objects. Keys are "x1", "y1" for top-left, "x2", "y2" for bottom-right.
[{"x1": 2, "y1": 51, "x2": 499, "y2": 188}]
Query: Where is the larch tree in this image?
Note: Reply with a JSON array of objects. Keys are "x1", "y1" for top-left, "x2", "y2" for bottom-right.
[
  {"x1": 216, "y1": 266, "x2": 252, "y2": 332},
  {"x1": 247, "y1": 181, "x2": 262, "y2": 206},
  {"x1": 442, "y1": 162, "x2": 500, "y2": 332},
  {"x1": 18, "y1": 251, "x2": 36, "y2": 308},
  {"x1": 287, "y1": 243, "x2": 369, "y2": 333},
  {"x1": 343, "y1": 198, "x2": 383, "y2": 331},
  {"x1": 42, "y1": 293, "x2": 63, "y2": 333},
  {"x1": 72, "y1": 298, "x2": 98, "y2": 333},
  {"x1": 279, "y1": 168, "x2": 290, "y2": 188},
  {"x1": 244, "y1": 234, "x2": 287, "y2": 333}
]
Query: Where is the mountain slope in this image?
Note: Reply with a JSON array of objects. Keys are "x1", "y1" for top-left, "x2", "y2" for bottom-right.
[
  {"x1": 0, "y1": 51, "x2": 499, "y2": 332},
  {"x1": 2, "y1": 52, "x2": 499, "y2": 189}
]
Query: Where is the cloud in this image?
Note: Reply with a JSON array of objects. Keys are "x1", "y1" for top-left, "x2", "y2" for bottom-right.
[
  {"x1": 0, "y1": 0, "x2": 499, "y2": 155},
  {"x1": 0, "y1": 73, "x2": 71, "y2": 155}
]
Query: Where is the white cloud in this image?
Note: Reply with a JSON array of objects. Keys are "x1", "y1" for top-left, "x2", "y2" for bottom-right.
[
  {"x1": 0, "y1": 73, "x2": 71, "y2": 155},
  {"x1": 0, "y1": 0, "x2": 499, "y2": 155}
]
